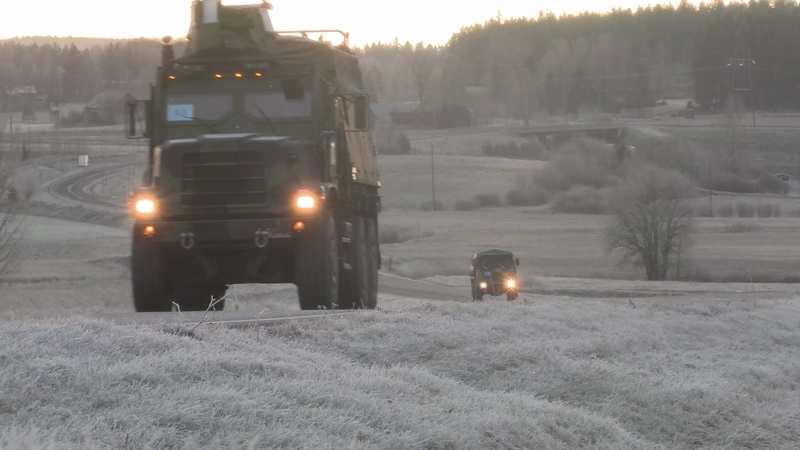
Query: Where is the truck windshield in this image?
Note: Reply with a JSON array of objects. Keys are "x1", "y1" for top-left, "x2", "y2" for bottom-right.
[
  {"x1": 479, "y1": 255, "x2": 514, "y2": 270},
  {"x1": 165, "y1": 77, "x2": 312, "y2": 123},
  {"x1": 245, "y1": 90, "x2": 312, "y2": 119},
  {"x1": 166, "y1": 93, "x2": 234, "y2": 122},
  {"x1": 245, "y1": 78, "x2": 312, "y2": 119}
]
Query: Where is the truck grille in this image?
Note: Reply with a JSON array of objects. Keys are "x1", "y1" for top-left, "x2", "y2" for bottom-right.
[{"x1": 180, "y1": 151, "x2": 266, "y2": 207}]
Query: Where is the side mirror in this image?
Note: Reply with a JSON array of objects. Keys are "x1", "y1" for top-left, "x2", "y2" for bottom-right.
[
  {"x1": 126, "y1": 100, "x2": 151, "y2": 139},
  {"x1": 354, "y1": 95, "x2": 369, "y2": 131},
  {"x1": 515, "y1": 258, "x2": 520, "y2": 266}
]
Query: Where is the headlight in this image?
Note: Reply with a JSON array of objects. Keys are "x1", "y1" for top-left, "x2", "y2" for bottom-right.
[
  {"x1": 296, "y1": 190, "x2": 316, "y2": 209},
  {"x1": 506, "y1": 279, "x2": 516, "y2": 288},
  {"x1": 134, "y1": 198, "x2": 156, "y2": 214},
  {"x1": 479, "y1": 282, "x2": 488, "y2": 289}
]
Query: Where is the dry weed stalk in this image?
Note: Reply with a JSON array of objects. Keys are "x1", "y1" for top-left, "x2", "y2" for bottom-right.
[{"x1": 0, "y1": 126, "x2": 24, "y2": 276}]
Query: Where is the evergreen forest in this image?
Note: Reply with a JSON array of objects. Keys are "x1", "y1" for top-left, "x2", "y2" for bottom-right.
[{"x1": 1, "y1": 1, "x2": 798, "y2": 119}]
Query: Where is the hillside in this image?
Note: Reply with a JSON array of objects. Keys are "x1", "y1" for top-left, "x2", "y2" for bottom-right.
[
  {"x1": 0, "y1": 108, "x2": 799, "y2": 447},
  {"x1": 1, "y1": 278, "x2": 798, "y2": 449}
]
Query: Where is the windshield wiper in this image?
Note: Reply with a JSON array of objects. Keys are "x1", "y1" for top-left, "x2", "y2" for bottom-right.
[
  {"x1": 178, "y1": 112, "x2": 221, "y2": 134},
  {"x1": 253, "y1": 103, "x2": 279, "y2": 134}
]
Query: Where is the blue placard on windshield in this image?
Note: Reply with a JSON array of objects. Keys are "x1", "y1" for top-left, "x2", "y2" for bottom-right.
[{"x1": 167, "y1": 104, "x2": 194, "y2": 121}]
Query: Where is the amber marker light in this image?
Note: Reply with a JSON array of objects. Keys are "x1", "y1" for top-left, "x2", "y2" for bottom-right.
[
  {"x1": 143, "y1": 226, "x2": 156, "y2": 236},
  {"x1": 168, "y1": 75, "x2": 176, "y2": 80},
  {"x1": 293, "y1": 221, "x2": 305, "y2": 231},
  {"x1": 255, "y1": 72, "x2": 263, "y2": 77},
  {"x1": 215, "y1": 73, "x2": 223, "y2": 79},
  {"x1": 295, "y1": 190, "x2": 316, "y2": 209},
  {"x1": 235, "y1": 73, "x2": 243, "y2": 78}
]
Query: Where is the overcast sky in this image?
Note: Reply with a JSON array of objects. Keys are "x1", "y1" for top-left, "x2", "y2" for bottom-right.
[{"x1": 0, "y1": 1, "x2": 722, "y2": 47}]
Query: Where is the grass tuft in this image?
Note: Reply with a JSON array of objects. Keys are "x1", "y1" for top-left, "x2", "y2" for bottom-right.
[
  {"x1": 549, "y1": 186, "x2": 607, "y2": 214},
  {"x1": 379, "y1": 224, "x2": 434, "y2": 245},
  {"x1": 473, "y1": 192, "x2": 504, "y2": 208}
]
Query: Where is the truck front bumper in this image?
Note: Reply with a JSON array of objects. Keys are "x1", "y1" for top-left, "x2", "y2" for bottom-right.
[{"x1": 133, "y1": 217, "x2": 307, "y2": 249}]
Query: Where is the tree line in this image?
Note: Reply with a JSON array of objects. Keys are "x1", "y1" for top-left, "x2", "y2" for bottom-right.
[
  {"x1": 0, "y1": 39, "x2": 168, "y2": 108},
  {"x1": 362, "y1": 0, "x2": 800, "y2": 123},
  {"x1": 2, "y1": 1, "x2": 800, "y2": 117}
]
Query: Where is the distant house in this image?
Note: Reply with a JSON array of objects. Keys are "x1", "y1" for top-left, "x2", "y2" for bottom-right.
[
  {"x1": 83, "y1": 91, "x2": 135, "y2": 124},
  {"x1": 7, "y1": 85, "x2": 37, "y2": 99},
  {"x1": 50, "y1": 103, "x2": 86, "y2": 123},
  {"x1": 371, "y1": 102, "x2": 420, "y2": 126},
  {"x1": 6, "y1": 86, "x2": 39, "y2": 118}
]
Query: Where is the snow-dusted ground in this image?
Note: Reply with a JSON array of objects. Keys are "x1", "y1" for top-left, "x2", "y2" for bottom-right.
[
  {"x1": 1, "y1": 216, "x2": 799, "y2": 449},
  {"x1": 2, "y1": 123, "x2": 799, "y2": 447},
  {"x1": 427, "y1": 274, "x2": 800, "y2": 296},
  {"x1": 1, "y1": 292, "x2": 798, "y2": 449}
]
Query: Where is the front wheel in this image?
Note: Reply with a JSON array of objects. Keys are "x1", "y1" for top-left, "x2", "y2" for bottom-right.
[
  {"x1": 471, "y1": 283, "x2": 484, "y2": 302},
  {"x1": 339, "y1": 217, "x2": 369, "y2": 309},
  {"x1": 174, "y1": 283, "x2": 227, "y2": 311},
  {"x1": 362, "y1": 217, "x2": 379, "y2": 309},
  {"x1": 295, "y1": 211, "x2": 339, "y2": 310},
  {"x1": 131, "y1": 235, "x2": 172, "y2": 312}
]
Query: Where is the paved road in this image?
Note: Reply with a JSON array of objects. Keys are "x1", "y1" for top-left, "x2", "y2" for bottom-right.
[
  {"x1": 47, "y1": 161, "x2": 134, "y2": 210},
  {"x1": 379, "y1": 273, "x2": 468, "y2": 301}
]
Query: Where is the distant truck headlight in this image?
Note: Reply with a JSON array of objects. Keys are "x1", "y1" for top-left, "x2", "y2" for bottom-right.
[
  {"x1": 479, "y1": 282, "x2": 488, "y2": 290},
  {"x1": 296, "y1": 190, "x2": 316, "y2": 209},
  {"x1": 134, "y1": 198, "x2": 156, "y2": 214},
  {"x1": 506, "y1": 279, "x2": 516, "y2": 288}
]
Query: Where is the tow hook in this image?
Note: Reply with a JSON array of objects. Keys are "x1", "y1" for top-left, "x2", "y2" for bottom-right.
[
  {"x1": 255, "y1": 230, "x2": 269, "y2": 249},
  {"x1": 180, "y1": 232, "x2": 195, "y2": 250}
]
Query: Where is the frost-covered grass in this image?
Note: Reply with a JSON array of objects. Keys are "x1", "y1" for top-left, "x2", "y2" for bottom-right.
[
  {"x1": 1, "y1": 297, "x2": 798, "y2": 449},
  {"x1": 379, "y1": 210, "x2": 800, "y2": 281},
  {"x1": 378, "y1": 154, "x2": 544, "y2": 210},
  {"x1": 1, "y1": 122, "x2": 799, "y2": 448}
]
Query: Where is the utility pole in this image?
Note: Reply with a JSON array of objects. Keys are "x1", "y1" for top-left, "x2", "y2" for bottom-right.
[
  {"x1": 561, "y1": 63, "x2": 567, "y2": 126},
  {"x1": 727, "y1": 54, "x2": 756, "y2": 128},
  {"x1": 707, "y1": 162, "x2": 713, "y2": 217},
  {"x1": 8, "y1": 112, "x2": 12, "y2": 153},
  {"x1": 430, "y1": 144, "x2": 436, "y2": 210}
]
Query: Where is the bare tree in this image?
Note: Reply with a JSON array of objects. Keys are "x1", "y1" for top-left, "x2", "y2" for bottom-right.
[
  {"x1": 606, "y1": 166, "x2": 694, "y2": 281},
  {"x1": 403, "y1": 42, "x2": 439, "y2": 108},
  {"x1": 0, "y1": 118, "x2": 24, "y2": 276}
]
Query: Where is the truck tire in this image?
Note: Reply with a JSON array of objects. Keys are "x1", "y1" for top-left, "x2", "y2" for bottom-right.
[
  {"x1": 131, "y1": 236, "x2": 172, "y2": 312},
  {"x1": 339, "y1": 217, "x2": 369, "y2": 309},
  {"x1": 363, "y1": 217, "x2": 379, "y2": 309},
  {"x1": 471, "y1": 282, "x2": 484, "y2": 301},
  {"x1": 174, "y1": 283, "x2": 227, "y2": 311},
  {"x1": 296, "y1": 211, "x2": 339, "y2": 310}
]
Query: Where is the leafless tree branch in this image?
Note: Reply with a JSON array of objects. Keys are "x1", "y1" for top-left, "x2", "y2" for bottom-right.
[
  {"x1": 0, "y1": 121, "x2": 24, "y2": 276},
  {"x1": 607, "y1": 165, "x2": 694, "y2": 281}
]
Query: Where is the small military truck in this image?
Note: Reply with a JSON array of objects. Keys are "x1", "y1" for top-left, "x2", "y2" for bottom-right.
[
  {"x1": 470, "y1": 249, "x2": 520, "y2": 301},
  {"x1": 126, "y1": 1, "x2": 380, "y2": 312}
]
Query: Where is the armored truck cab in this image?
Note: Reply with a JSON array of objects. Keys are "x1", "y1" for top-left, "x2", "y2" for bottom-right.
[
  {"x1": 127, "y1": 1, "x2": 380, "y2": 312},
  {"x1": 470, "y1": 249, "x2": 519, "y2": 301}
]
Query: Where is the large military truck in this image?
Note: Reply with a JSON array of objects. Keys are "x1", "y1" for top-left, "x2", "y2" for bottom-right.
[{"x1": 126, "y1": 1, "x2": 380, "y2": 312}]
